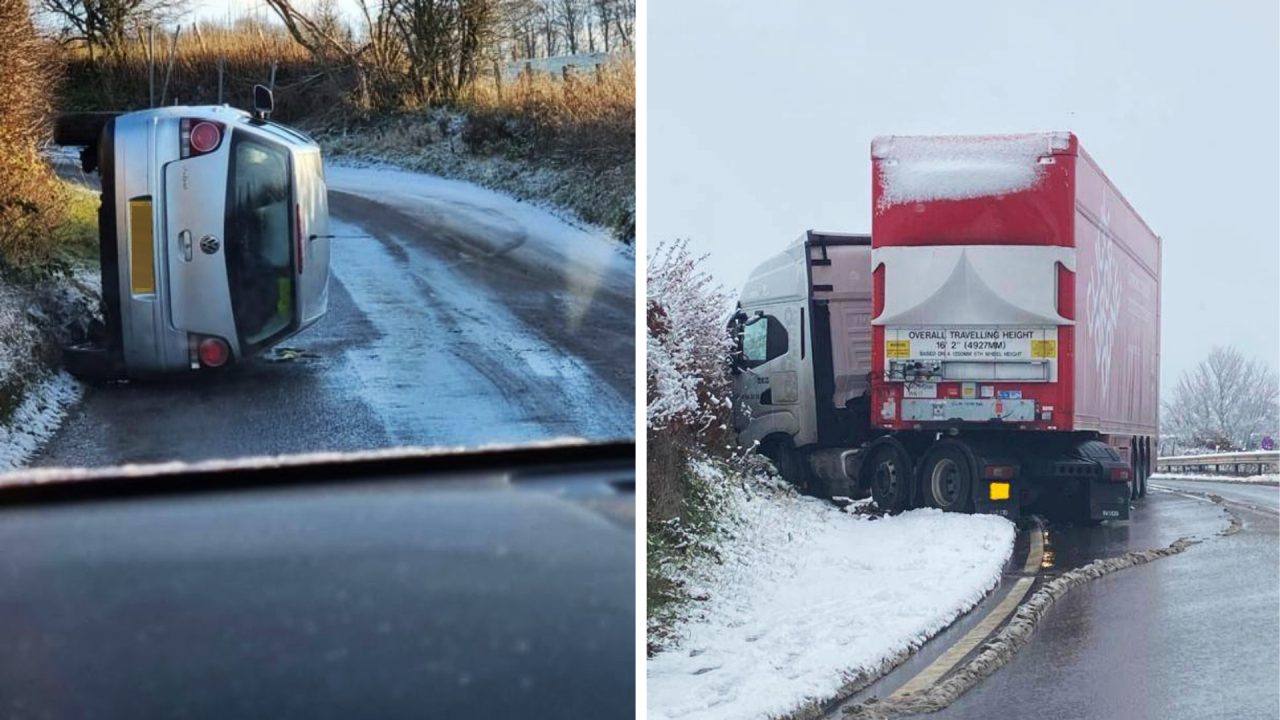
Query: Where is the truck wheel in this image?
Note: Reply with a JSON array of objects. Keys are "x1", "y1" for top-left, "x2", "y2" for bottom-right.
[
  {"x1": 1138, "y1": 440, "x2": 1149, "y2": 498},
  {"x1": 868, "y1": 444, "x2": 912, "y2": 514},
  {"x1": 761, "y1": 438, "x2": 815, "y2": 495},
  {"x1": 920, "y1": 440, "x2": 976, "y2": 513}
]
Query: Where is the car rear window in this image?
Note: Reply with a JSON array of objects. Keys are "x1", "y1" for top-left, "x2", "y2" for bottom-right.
[{"x1": 226, "y1": 133, "x2": 294, "y2": 348}]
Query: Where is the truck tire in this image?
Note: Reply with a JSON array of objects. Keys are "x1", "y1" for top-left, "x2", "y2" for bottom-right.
[
  {"x1": 867, "y1": 443, "x2": 913, "y2": 514},
  {"x1": 920, "y1": 440, "x2": 976, "y2": 513},
  {"x1": 1138, "y1": 439, "x2": 1149, "y2": 498},
  {"x1": 761, "y1": 438, "x2": 815, "y2": 495},
  {"x1": 1129, "y1": 440, "x2": 1140, "y2": 501}
]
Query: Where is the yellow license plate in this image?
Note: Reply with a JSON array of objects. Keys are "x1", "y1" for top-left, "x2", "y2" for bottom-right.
[
  {"x1": 128, "y1": 197, "x2": 155, "y2": 294},
  {"x1": 989, "y1": 482, "x2": 1011, "y2": 500}
]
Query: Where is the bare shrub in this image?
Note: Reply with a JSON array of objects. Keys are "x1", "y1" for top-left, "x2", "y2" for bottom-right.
[{"x1": 0, "y1": 0, "x2": 66, "y2": 268}]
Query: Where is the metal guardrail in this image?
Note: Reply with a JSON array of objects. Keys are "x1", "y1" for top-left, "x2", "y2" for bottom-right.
[{"x1": 1156, "y1": 451, "x2": 1279, "y2": 476}]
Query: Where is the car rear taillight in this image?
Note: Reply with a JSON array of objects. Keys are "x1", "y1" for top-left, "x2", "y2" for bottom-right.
[
  {"x1": 1108, "y1": 466, "x2": 1131, "y2": 482},
  {"x1": 198, "y1": 337, "x2": 230, "y2": 368},
  {"x1": 180, "y1": 118, "x2": 224, "y2": 159}
]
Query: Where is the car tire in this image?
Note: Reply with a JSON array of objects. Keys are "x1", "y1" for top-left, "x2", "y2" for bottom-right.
[
  {"x1": 868, "y1": 443, "x2": 913, "y2": 514},
  {"x1": 64, "y1": 343, "x2": 122, "y2": 383},
  {"x1": 920, "y1": 440, "x2": 976, "y2": 513}
]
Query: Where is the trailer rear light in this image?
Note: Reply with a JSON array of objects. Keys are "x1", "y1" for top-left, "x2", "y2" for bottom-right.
[
  {"x1": 180, "y1": 118, "x2": 225, "y2": 158},
  {"x1": 989, "y1": 482, "x2": 1011, "y2": 500},
  {"x1": 198, "y1": 337, "x2": 230, "y2": 368},
  {"x1": 1108, "y1": 467, "x2": 1131, "y2": 482},
  {"x1": 983, "y1": 465, "x2": 1017, "y2": 480}
]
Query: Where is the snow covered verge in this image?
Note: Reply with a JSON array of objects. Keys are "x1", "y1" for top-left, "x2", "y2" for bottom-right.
[
  {"x1": 1151, "y1": 472, "x2": 1279, "y2": 486},
  {"x1": 308, "y1": 109, "x2": 634, "y2": 244},
  {"x1": 647, "y1": 461, "x2": 1016, "y2": 720},
  {"x1": 0, "y1": 267, "x2": 97, "y2": 469}
]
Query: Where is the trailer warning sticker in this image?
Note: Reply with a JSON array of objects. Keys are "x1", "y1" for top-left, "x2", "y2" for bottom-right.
[
  {"x1": 1031, "y1": 339, "x2": 1057, "y2": 359},
  {"x1": 886, "y1": 326, "x2": 1059, "y2": 362}
]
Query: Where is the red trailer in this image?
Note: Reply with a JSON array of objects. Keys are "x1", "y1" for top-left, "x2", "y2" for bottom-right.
[{"x1": 866, "y1": 132, "x2": 1161, "y2": 519}]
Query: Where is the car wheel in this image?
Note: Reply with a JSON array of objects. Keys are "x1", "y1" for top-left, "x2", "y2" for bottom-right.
[{"x1": 64, "y1": 343, "x2": 122, "y2": 383}]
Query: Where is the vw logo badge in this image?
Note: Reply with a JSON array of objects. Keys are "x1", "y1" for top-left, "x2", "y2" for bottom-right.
[{"x1": 200, "y1": 235, "x2": 220, "y2": 254}]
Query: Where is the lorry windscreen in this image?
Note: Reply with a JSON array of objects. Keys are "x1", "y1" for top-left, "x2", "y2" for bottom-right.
[{"x1": 226, "y1": 133, "x2": 295, "y2": 350}]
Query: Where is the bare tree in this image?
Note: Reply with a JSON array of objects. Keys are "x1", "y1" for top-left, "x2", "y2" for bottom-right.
[
  {"x1": 38, "y1": 0, "x2": 186, "y2": 60},
  {"x1": 592, "y1": 0, "x2": 611, "y2": 52},
  {"x1": 1164, "y1": 346, "x2": 1280, "y2": 450},
  {"x1": 554, "y1": 0, "x2": 581, "y2": 55}
]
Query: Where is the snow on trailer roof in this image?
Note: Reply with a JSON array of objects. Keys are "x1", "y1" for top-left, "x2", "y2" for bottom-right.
[{"x1": 872, "y1": 132, "x2": 1073, "y2": 208}]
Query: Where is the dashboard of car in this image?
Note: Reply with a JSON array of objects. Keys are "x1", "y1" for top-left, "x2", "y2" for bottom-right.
[{"x1": 0, "y1": 442, "x2": 634, "y2": 719}]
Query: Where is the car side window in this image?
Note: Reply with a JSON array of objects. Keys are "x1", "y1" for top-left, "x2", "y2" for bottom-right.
[{"x1": 742, "y1": 315, "x2": 789, "y2": 367}]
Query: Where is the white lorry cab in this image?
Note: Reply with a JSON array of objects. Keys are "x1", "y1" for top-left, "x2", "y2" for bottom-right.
[
  {"x1": 729, "y1": 231, "x2": 875, "y2": 496},
  {"x1": 55, "y1": 87, "x2": 330, "y2": 379}
]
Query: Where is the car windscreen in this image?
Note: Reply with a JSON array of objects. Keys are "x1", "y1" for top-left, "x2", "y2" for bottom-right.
[{"x1": 226, "y1": 132, "x2": 295, "y2": 349}]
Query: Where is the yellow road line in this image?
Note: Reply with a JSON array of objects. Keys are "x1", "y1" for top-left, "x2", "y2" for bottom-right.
[{"x1": 888, "y1": 525, "x2": 1043, "y2": 699}]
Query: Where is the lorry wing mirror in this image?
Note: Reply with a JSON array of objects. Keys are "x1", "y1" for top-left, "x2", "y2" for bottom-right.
[{"x1": 253, "y1": 85, "x2": 274, "y2": 120}]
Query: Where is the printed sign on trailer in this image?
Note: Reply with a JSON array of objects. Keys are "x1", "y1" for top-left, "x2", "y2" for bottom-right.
[{"x1": 885, "y1": 326, "x2": 1059, "y2": 362}]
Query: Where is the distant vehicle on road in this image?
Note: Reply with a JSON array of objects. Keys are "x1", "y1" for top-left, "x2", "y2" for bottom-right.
[
  {"x1": 731, "y1": 133, "x2": 1161, "y2": 522},
  {"x1": 53, "y1": 87, "x2": 331, "y2": 379}
]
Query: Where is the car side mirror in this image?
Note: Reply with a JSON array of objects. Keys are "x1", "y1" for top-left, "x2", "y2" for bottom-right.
[{"x1": 253, "y1": 85, "x2": 274, "y2": 119}]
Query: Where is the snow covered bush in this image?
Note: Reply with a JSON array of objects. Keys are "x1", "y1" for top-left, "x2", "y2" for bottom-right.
[
  {"x1": 646, "y1": 239, "x2": 734, "y2": 521},
  {"x1": 646, "y1": 239, "x2": 740, "y2": 649}
]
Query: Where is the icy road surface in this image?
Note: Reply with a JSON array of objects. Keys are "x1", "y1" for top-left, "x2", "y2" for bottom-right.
[{"x1": 33, "y1": 164, "x2": 634, "y2": 467}]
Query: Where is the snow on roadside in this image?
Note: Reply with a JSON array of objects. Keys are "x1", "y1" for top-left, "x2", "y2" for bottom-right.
[
  {"x1": 648, "y1": 462, "x2": 1015, "y2": 720},
  {"x1": 0, "y1": 269, "x2": 92, "y2": 471},
  {"x1": 0, "y1": 371, "x2": 81, "y2": 471},
  {"x1": 1151, "y1": 472, "x2": 1279, "y2": 485}
]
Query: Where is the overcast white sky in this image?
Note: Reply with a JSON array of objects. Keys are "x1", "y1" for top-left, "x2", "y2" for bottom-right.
[{"x1": 649, "y1": 0, "x2": 1279, "y2": 392}]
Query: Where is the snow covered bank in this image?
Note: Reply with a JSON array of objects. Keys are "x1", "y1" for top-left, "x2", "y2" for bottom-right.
[
  {"x1": 648, "y1": 462, "x2": 1016, "y2": 720},
  {"x1": 0, "y1": 270, "x2": 94, "y2": 470},
  {"x1": 0, "y1": 372, "x2": 80, "y2": 471},
  {"x1": 1151, "y1": 472, "x2": 1279, "y2": 486}
]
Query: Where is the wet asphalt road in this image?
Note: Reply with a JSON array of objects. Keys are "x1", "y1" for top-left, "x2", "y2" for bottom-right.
[
  {"x1": 35, "y1": 164, "x2": 634, "y2": 467},
  {"x1": 917, "y1": 480, "x2": 1279, "y2": 720}
]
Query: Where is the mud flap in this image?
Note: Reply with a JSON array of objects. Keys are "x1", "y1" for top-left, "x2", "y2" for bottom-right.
[
  {"x1": 1088, "y1": 480, "x2": 1131, "y2": 521},
  {"x1": 973, "y1": 479, "x2": 1022, "y2": 520}
]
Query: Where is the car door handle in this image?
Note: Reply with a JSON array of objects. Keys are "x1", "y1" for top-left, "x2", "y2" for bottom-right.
[{"x1": 178, "y1": 230, "x2": 192, "y2": 261}]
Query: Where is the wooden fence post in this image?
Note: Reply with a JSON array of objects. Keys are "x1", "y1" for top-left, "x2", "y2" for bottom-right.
[
  {"x1": 158, "y1": 25, "x2": 181, "y2": 107},
  {"x1": 148, "y1": 25, "x2": 155, "y2": 108}
]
